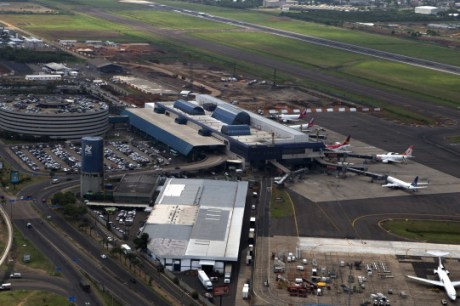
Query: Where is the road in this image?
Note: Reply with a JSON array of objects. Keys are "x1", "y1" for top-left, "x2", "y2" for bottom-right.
[{"x1": 4, "y1": 178, "x2": 172, "y2": 306}]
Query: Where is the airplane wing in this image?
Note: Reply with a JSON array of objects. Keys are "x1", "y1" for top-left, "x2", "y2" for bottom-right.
[
  {"x1": 451, "y1": 281, "x2": 460, "y2": 287},
  {"x1": 382, "y1": 183, "x2": 398, "y2": 188},
  {"x1": 407, "y1": 275, "x2": 443, "y2": 287},
  {"x1": 381, "y1": 158, "x2": 402, "y2": 163}
]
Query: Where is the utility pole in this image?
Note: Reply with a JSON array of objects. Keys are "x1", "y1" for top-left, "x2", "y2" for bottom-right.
[{"x1": 272, "y1": 68, "x2": 277, "y2": 88}]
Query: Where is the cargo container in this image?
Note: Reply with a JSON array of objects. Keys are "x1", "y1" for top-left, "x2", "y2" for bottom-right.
[{"x1": 198, "y1": 269, "x2": 213, "y2": 291}]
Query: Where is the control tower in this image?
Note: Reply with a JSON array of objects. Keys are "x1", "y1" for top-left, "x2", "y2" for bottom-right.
[{"x1": 80, "y1": 136, "x2": 104, "y2": 196}]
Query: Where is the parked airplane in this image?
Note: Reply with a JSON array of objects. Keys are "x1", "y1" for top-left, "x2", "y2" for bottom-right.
[
  {"x1": 376, "y1": 145, "x2": 414, "y2": 163},
  {"x1": 325, "y1": 136, "x2": 351, "y2": 152},
  {"x1": 407, "y1": 251, "x2": 460, "y2": 301},
  {"x1": 288, "y1": 118, "x2": 315, "y2": 131},
  {"x1": 277, "y1": 109, "x2": 307, "y2": 123},
  {"x1": 381, "y1": 175, "x2": 428, "y2": 191}
]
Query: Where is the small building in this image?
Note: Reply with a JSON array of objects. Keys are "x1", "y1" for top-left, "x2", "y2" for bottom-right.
[
  {"x1": 25, "y1": 74, "x2": 62, "y2": 81},
  {"x1": 23, "y1": 37, "x2": 44, "y2": 49},
  {"x1": 113, "y1": 174, "x2": 160, "y2": 204},
  {"x1": 415, "y1": 6, "x2": 439, "y2": 15},
  {"x1": 43, "y1": 62, "x2": 70, "y2": 74}
]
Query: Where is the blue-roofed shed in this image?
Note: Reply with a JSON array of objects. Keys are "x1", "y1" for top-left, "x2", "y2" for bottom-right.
[
  {"x1": 212, "y1": 106, "x2": 250, "y2": 125},
  {"x1": 174, "y1": 99, "x2": 205, "y2": 115},
  {"x1": 221, "y1": 125, "x2": 251, "y2": 136}
]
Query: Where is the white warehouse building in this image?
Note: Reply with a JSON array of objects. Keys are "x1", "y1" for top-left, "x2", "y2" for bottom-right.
[
  {"x1": 141, "y1": 178, "x2": 248, "y2": 273},
  {"x1": 414, "y1": 6, "x2": 439, "y2": 15}
]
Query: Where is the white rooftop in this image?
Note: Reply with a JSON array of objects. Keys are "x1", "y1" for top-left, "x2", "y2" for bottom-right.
[{"x1": 143, "y1": 178, "x2": 248, "y2": 262}]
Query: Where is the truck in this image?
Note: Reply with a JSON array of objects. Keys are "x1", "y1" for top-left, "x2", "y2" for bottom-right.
[
  {"x1": 224, "y1": 263, "x2": 232, "y2": 284},
  {"x1": 242, "y1": 283, "x2": 250, "y2": 299},
  {"x1": 248, "y1": 228, "x2": 255, "y2": 243},
  {"x1": 121, "y1": 244, "x2": 132, "y2": 254},
  {"x1": 79, "y1": 279, "x2": 90, "y2": 292},
  {"x1": 197, "y1": 269, "x2": 213, "y2": 291}
]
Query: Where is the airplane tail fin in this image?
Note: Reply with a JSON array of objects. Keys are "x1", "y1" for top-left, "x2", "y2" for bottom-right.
[
  {"x1": 300, "y1": 109, "x2": 307, "y2": 118},
  {"x1": 411, "y1": 176, "x2": 419, "y2": 187},
  {"x1": 403, "y1": 145, "x2": 414, "y2": 157},
  {"x1": 308, "y1": 118, "x2": 314, "y2": 127},
  {"x1": 427, "y1": 251, "x2": 449, "y2": 268},
  {"x1": 343, "y1": 136, "x2": 351, "y2": 145}
]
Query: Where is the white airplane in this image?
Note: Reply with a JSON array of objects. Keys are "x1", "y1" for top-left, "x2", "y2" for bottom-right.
[
  {"x1": 288, "y1": 118, "x2": 315, "y2": 131},
  {"x1": 376, "y1": 145, "x2": 414, "y2": 163},
  {"x1": 277, "y1": 109, "x2": 307, "y2": 123},
  {"x1": 381, "y1": 175, "x2": 428, "y2": 191},
  {"x1": 325, "y1": 136, "x2": 351, "y2": 152},
  {"x1": 407, "y1": 251, "x2": 460, "y2": 301}
]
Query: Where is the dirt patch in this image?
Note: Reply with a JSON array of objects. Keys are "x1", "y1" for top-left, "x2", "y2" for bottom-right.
[{"x1": 0, "y1": 2, "x2": 55, "y2": 13}]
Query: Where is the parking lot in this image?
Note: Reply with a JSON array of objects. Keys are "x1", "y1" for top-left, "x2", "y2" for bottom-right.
[{"x1": 8, "y1": 138, "x2": 174, "y2": 174}]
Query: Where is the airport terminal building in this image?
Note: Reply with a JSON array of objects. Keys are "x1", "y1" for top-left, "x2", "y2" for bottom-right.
[
  {"x1": 141, "y1": 178, "x2": 248, "y2": 273},
  {"x1": 122, "y1": 95, "x2": 324, "y2": 167}
]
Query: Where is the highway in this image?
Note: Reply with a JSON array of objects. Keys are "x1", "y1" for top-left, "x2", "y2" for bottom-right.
[{"x1": 13, "y1": 178, "x2": 189, "y2": 306}]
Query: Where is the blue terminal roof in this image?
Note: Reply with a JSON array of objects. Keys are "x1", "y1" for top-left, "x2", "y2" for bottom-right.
[
  {"x1": 212, "y1": 105, "x2": 250, "y2": 125},
  {"x1": 221, "y1": 124, "x2": 251, "y2": 136},
  {"x1": 122, "y1": 107, "x2": 223, "y2": 156},
  {"x1": 174, "y1": 99, "x2": 205, "y2": 115}
]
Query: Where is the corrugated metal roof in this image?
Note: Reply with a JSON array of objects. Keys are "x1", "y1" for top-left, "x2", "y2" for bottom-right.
[{"x1": 143, "y1": 179, "x2": 248, "y2": 261}]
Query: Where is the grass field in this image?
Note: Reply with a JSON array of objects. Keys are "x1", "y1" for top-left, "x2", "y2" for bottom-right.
[
  {"x1": 2, "y1": 0, "x2": 460, "y2": 120},
  {"x1": 0, "y1": 290, "x2": 69, "y2": 306},
  {"x1": 0, "y1": 13, "x2": 150, "y2": 42},
  {"x1": 380, "y1": 219, "x2": 460, "y2": 244},
  {"x1": 11, "y1": 225, "x2": 55, "y2": 273},
  {"x1": 270, "y1": 187, "x2": 294, "y2": 218},
  {"x1": 116, "y1": 10, "x2": 236, "y2": 31}
]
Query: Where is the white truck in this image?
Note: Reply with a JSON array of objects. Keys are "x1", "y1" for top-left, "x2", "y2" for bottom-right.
[
  {"x1": 121, "y1": 244, "x2": 132, "y2": 254},
  {"x1": 197, "y1": 269, "x2": 213, "y2": 291},
  {"x1": 224, "y1": 263, "x2": 232, "y2": 284},
  {"x1": 242, "y1": 283, "x2": 249, "y2": 299}
]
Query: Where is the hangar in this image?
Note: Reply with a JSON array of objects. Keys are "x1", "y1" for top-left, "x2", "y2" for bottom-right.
[
  {"x1": 122, "y1": 95, "x2": 324, "y2": 166},
  {"x1": 141, "y1": 178, "x2": 248, "y2": 273}
]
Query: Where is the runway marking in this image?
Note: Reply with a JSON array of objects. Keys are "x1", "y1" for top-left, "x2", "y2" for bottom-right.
[
  {"x1": 285, "y1": 191, "x2": 299, "y2": 237},
  {"x1": 351, "y1": 213, "x2": 460, "y2": 227}
]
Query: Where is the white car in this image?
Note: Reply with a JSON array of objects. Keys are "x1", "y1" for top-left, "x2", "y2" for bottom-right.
[{"x1": 100, "y1": 254, "x2": 107, "y2": 259}]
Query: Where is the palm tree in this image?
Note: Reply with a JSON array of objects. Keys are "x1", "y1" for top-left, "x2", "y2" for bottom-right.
[{"x1": 110, "y1": 246, "x2": 123, "y2": 259}]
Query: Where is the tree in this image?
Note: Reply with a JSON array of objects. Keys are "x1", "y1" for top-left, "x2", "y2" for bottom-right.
[
  {"x1": 133, "y1": 233, "x2": 150, "y2": 251},
  {"x1": 110, "y1": 247, "x2": 123, "y2": 259}
]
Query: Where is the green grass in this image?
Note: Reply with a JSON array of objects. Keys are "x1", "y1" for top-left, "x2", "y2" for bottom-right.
[
  {"x1": 0, "y1": 13, "x2": 149, "y2": 42},
  {"x1": 381, "y1": 219, "x2": 460, "y2": 244},
  {"x1": 270, "y1": 187, "x2": 293, "y2": 218},
  {"x1": 0, "y1": 290, "x2": 71, "y2": 306},
  {"x1": 116, "y1": 10, "x2": 236, "y2": 30},
  {"x1": 11, "y1": 225, "x2": 55, "y2": 273},
  {"x1": 5, "y1": 0, "x2": 460, "y2": 122},
  {"x1": 447, "y1": 136, "x2": 460, "y2": 143}
]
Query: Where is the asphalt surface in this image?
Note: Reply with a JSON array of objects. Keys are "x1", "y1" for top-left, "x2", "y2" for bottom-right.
[{"x1": 14, "y1": 180, "x2": 189, "y2": 306}]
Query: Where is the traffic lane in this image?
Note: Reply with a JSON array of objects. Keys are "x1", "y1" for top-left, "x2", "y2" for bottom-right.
[
  {"x1": 23, "y1": 177, "x2": 196, "y2": 305},
  {"x1": 19, "y1": 183, "x2": 174, "y2": 306},
  {"x1": 17, "y1": 217, "x2": 156, "y2": 306},
  {"x1": 12, "y1": 218, "x2": 99, "y2": 306},
  {"x1": 37, "y1": 212, "x2": 171, "y2": 306},
  {"x1": 28, "y1": 185, "x2": 184, "y2": 305},
  {"x1": 9, "y1": 280, "x2": 70, "y2": 297}
]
